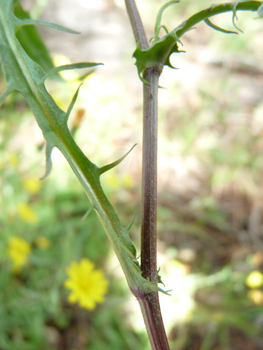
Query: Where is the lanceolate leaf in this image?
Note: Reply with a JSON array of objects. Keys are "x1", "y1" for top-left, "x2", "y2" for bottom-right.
[
  {"x1": 0, "y1": 0, "x2": 166, "y2": 296},
  {"x1": 42, "y1": 62, "x2": 103, "y2": 83},
  {"x1": 152, "y1": 0, "x2": 180, "y2": 44},
  {"x1": 19, "y1": 19, "x2": 80, "y2": 34},
  {"x1": 41, "y1": 142, "x2": 54, "y2": 180},
  {"x1": 65, "y1": 84, "x2": 82, "y2": 123},
  {"x1": 98, "y1": 144, "x2": 137, "y2": 175},
  {"x1": 204, "y1": 18, "x2": 238, "y2": 34}
]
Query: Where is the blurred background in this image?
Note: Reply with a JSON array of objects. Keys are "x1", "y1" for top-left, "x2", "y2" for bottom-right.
[{"x1": 1, "y1": 0, "x2": 263, "y2": 349}]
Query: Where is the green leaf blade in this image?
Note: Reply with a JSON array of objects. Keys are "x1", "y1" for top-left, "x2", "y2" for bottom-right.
[
  {"x1": 204, "y1": 18, "x2": 238, "y2": 34},
  {"x1": 99, "y1": 144, "x2": 137, "y2": 175},
  {"x1": 0, "y1": 0, "x2": 160, "y2": 297},
  {"x1": 41, "y1": 62, "x2": 103, "y2": 83},
  {"x1": 133, "y1": 1, "x2": 262, "y2": 81},
  {"x1": 14, "y1": 2, "x2": 55, "y2": 73}
]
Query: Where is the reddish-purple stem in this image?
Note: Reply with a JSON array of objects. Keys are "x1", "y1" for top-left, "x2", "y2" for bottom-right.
[{"x1": 124, "y1": 1, "x2": 170, "y2": 349}]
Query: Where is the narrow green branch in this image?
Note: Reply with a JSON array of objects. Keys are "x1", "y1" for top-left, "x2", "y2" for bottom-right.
[{"x1": 175, "y1": 1, "x2": 262, "y2": 38}]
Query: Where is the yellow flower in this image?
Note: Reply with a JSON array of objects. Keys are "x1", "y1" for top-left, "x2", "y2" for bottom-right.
[
  {"x1": 246, "y1": 271, "x2": 263, "y2": 289},
  {"x1": 248, "y1": 289, "x2": 263, "y2": 305},
  {"x1": 35, "y1": 236, "x2": 51, "y2": 250},
  {"x1": 8, "y1": 237, "x2": 31, "y2": 272},
  {"x1": 64, "y1": 258, "x2": 108, "y2": 310},
  {"x1": 17, "y1": 202, "x2": 38, "y2": 224},
  {"x1": 23, "y1": 178, "x2": 41, "y2": 194}
]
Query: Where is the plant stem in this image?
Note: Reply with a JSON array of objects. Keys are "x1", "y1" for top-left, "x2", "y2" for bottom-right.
[
  {"x1": 124, "y1": 1, "x2": 170, "y2": 349},
  {"x1": 141, "y1": 67, "x2": 159, "y2": 284},
  {"x1": 139, "y1": 67, "x2": 170, "y2": 350},
  {"x1": 138, "y1": 291, "x2": 170, "y2": 350},
  {"x1": 124, "y1": 0, "x2": 148, "y2": 49}
]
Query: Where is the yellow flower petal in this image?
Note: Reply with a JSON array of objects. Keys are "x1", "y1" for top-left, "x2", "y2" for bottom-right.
[
  {"x1": 68, "y1": 292, "x2": 78, "y2": 303},
  {"x1": 246, "y1": 271, "x2": 263, "y2": 289},
  {"x1": 17, "y1": 202, "x2": 38, "y2": 224},
  {"x1": 8, "y1": 237, "x2": 31, "y2": 272},
  {"x1": 64, "y1": 258, "x2": 108, "y2": 310},
  {"x1": 23, "y1": 178, "x2": 41, "y2": 194}
]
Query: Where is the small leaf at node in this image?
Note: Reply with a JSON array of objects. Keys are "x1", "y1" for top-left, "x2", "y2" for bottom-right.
[
  {"x1": 125, "y1": 213, "x2": 136, "y2": 233},
  {"x1": 41, "y1": 142, "x2": 54, "y2": 180},
  {"x1": 98, "y1": 144, "x2": 137, "y2": 175},
  {"x1": 19, "y1": 19, "x2": 80, "y2": 35},
  {"x1": 81, "y1": 205, "x2": 94, "y2": 223},
  {"x1": 153, "y1": 1, "x2": 180, "y2": 44},
  {"x1": 231, "y1": 2, "x2": 243, "y2": 33},
  {"x1": 157, "y1": 267, "x2": 166, "y2": 287},
  {"x1": 65, "y1": 84, "x2": 82, "y2": 123},
  {"x1": 204, "y1": 18, "x2": 238, "y2": 34},
  {"x1": 39, "y1": 62, "x2": 103, "y2": 84}
]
